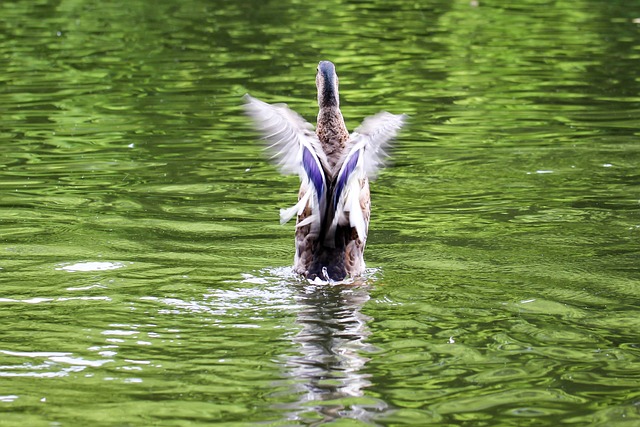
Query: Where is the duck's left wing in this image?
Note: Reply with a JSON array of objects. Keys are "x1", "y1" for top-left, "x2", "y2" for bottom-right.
[
  {"x1": 329, "y1": 112, "x2": 407, "y2": 242},
  {"x1": 243, "y1": 94, "x2": 328, "y2": 231}
]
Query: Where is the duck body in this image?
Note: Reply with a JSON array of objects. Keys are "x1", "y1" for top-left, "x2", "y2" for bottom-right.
[{"x1": 244, "y1": 61, "x2": 405, "y2": 282}]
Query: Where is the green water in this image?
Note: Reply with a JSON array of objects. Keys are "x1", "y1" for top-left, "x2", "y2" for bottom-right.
[{"x1": 1, "y1": 0, "x2": 639, "y2": 425}]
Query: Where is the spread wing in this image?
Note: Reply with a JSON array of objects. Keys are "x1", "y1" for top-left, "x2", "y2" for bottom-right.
[
  {"x1": 329, "y1": 111, "x2": 407, "y2": 242},
  {"x1": 243, "y1": 94, "x2": 329, "y2": 233}
]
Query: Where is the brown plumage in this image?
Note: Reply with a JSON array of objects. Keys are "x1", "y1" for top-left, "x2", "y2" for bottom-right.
[{"x1": 244, "y1": 61, "x2": 406, "y2": 282}]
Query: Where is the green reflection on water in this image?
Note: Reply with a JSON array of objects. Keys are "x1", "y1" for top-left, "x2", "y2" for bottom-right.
[{"x1": 1, "y1": 0, "x2": 639, "y2": 426}]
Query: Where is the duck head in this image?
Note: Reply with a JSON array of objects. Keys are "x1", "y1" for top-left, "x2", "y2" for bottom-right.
[{"x1": 316, "y1": 61, "x2": 339, "y2": 109}]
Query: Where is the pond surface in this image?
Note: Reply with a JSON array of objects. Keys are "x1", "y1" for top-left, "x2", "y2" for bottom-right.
[{"x1": 1, "y1": 0, "x2": 639, "y2": 425}]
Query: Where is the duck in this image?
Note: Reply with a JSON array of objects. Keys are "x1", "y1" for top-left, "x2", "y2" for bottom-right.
[{"x1": 243, "y1": 61, "x2": 406, "y2": 282}]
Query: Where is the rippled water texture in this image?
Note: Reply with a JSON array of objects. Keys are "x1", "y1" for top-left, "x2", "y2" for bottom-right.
[{"x1": 1, "y1": 0, "x2": 639, "y2": 425}]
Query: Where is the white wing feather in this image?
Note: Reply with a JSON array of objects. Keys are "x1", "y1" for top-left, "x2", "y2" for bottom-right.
[
  {"x1": 349, "y1": 111, "x2": 407, "y2": 179},
  {"x1": 242, "y1": 94, "x2": 328, "y2": 173},
  {"x1": 243, "y1": 94, "x2": 328, "y2": 231},
  {"x1": 329, "y1": 112, "x2": 406, "y2": 242}
]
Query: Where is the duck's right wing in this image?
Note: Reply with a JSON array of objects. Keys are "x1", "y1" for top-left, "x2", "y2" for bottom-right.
[
  {"x1": 329, "y1": 111, "x2": 407, "y2": 242},
  {"x1": 243, "y1": 94, "x2": 328, "y2": 231}
]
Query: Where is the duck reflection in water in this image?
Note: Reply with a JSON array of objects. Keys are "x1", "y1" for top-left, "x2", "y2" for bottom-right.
[
  {"x1": 244, "y1": 61, "x2": 405, "y2": 283},
  {"x1": 277, "y1": 281, "x2": 386, "y2": 424}
]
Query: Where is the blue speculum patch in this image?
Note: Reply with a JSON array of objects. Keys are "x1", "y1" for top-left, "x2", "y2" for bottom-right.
[
  {"x1": 302, "y1": 146, "x2": 325, "y2": 200},
  {"x1": 333, "y1": 149, "x2": 360, "y2": 210}
]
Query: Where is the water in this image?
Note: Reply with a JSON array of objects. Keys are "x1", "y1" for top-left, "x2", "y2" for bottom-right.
[{"x1": 1, "y1": 0, "x2": 639, "y2": 425}]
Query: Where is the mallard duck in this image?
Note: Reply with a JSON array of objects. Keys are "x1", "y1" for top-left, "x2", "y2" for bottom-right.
[{"x1": 244, "y1": 61, "x2": 405, "y2": 282}]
